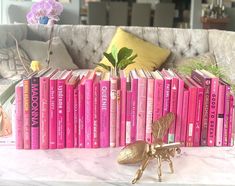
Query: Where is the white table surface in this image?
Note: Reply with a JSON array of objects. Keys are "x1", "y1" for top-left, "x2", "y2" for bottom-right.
[{"x1": 0, "y1": 146, "x2": 235, "y2": 186}]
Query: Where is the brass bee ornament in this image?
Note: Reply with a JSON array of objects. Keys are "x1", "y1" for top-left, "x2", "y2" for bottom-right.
[{"x1": 117, "y1": 112, "x2": 181, "y2": 184}]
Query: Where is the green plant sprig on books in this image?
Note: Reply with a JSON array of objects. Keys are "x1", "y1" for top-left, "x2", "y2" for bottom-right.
[{"x1": 97, "y1": 46, "x2": 137, "y2": 75}]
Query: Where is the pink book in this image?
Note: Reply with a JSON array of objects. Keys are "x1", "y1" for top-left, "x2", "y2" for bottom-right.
[
  {"x1": 130, "y1": 70, "x2": 138, "y2": 142},
  {"x1": 40, "y1": 69, "x2": 57, "y2": 149},
  {"x1": 100, "y1": 72, "x2": 110, "y2": 148},
  {"x1": 216, "y1": 83, "x2": 225, "y2": 146},
  {"x1": 145, "y1": 71, "x2": 154, "y2": 143},
  {"x1": 57, "y1": 70, "x2": 72, "y2": 149},
  {"x1": 171, "y1": 71, "x2": 184, "y2": 143},
  {"x1": 184, "y1": 78, "x2": 197, "y2": 147},
  {"x1": 66, "y1": 75, "x2": 79, "y2": 148},
  {"x1": 126, "y1": 90, "x2": 132, "y2": 145},
  {"x1": 120, "y1": 70, "x2": 127, "y2": 146},
  {"x1": 116, "y1": 90, "x2": 121, "y2": 147},
  {"x1": 180, "y1": 89, "x2": 189, "y2": 146},
  {"x1": 15, "y1": 82, "x2": 24, "y2": 149},
  {"x1": 92, "y1": 75, "x2": 100, "y2": 148},
  {"x1": 85, "y1": 71, "x2": 96, "y2": 148},
  {"x1": 187, "y1": 77, "x2": 204, "y2": 147},
  {"x1": 201, "y1": 70, "x2": 219, "y2": 147},
  {"x1": 74, "y1": 85, "x2": 78, "y2": 148},
  {"x1": 110, "y1": 76, "x2": 118, "y2": 147},
  {"x1": 49, "y1": 71, "x2": 64, "y2": 149},
  {"x1": 228, "y1": 94, "x2": 234, "y2": 146},
  {"x1": 222, "y1": 82, "x2": 231, "y2": 146},
  {"x1": 151, "y1": 71, "x2": 164, "y2": 121}
]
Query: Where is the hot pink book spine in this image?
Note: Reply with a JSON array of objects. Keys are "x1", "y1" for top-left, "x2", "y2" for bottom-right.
[
  {"x1": 23, "y1": 79, "x2": 31, "y2": 149},
  {"x1": 100, "y1": 80, "x2": 110, "y2": 148},
  {"x1": 39, "y1": 76, "x2": 50, "y2": 149},
  {"x1": 186, "y1": 86, "x2": 197, "y2": 147},
  {"x1": 193, "y1": 86, "x2": 204, "y2": 147},
  {"x1": 116, "y1": 90, "x2": 121, "y2": 147},
  {"x1": 145, "y1": 78, "x2": 154, "y2": 143},
  {"x1": 168, "y1": 77, "x2": 179, "y2": 143},
  {"x1": 175, "y1": 78, "x2": 184, "y2": 143},
  {"x1": 131, "y1": 78, "x2": 138, "y2": 142},
  {"x1": 66, "y1": 83, "x2": 75, "y2": 148},
  {"x1": 136, "y1": 78, "x2": 147, "y2": 141},
  {"x1": 180, "y1": 90, "x2": 189, "y2": 146},
  {"x1": 120, "y1": 77, "x2": 126, "y2": 146},
  {"x1": 78, "y1": 84, "x2": 85, "y2": 148},
  {"x1": 110, "y1": 78, "x2": 117, "y2": 147},
  {"x1": 216, "y1": 84, "x2": 225, "y2": 146},
  {"x1": 126, "y1": 91, "x2": 132, "y2": 144},
  {"x1": 85, "y1": 79, "x2": 94, "y2": 148},
  {"x1": 207, "y1": 77, "x2": 219, "y2": 147},
  {"x1": 57, "y1": 79, "x2": 67, "y2": 149},
  {"x1": 74, "y1": 86, "x2": 78, "y2": 148},
  {"x1": 223, "y1": 85, "x2": 231, "y2": 146},
  {"x1": 49, "y1": 79, "x2": 57, "y2": 149},
  {"x1": 228, "y1": 94, "x2": 234, "y2": 146},
  {"x1": 153, "y1": 78, "x2": 164, "y2": 121},
  {"x1": 15, "y1": 84, "x2": 24, "y2": 149},
  {"x1": 92, "y1": 78, "x2": 100, "y2": 148}
]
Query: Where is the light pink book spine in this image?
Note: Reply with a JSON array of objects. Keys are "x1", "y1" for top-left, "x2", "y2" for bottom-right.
[
  {"x1": 110, "y1": 78, "x2": 117, "y2": 147},
  {"x1": 131, "y1": 78, "x2": 138, "y2": 142},
  {"x1": 223, "y1": 85, "x2": 231, "y2": 146},
  {"x1": 66, "y1": 82, "x2": 75, "y2": 148},
  {"x1": 145, "y1": 78, "x2": 154, "y2": 143},
  {"x1": 168, "y1": 77, "x2": 179, "y2": 143},
  {"x1": 15, "y1": 84, "x2": 24, "y2": 149},
  {"x1": 49, "y1": 79, "x2": 57, "y2": 149},
  {"x1": 180, "y1": 90, "x2": 189, "y2": 146},
  {"x1": 120, "y1": 77, "x2": 126, "y2": 146},
  {"x1": 100, "y1": 80, "x2": 110, "y2": 148},
  {"x1": 153, "y1": 78, "x2": 164, "y2": 121},
  {"x1": 136, "y1": 77, "x2": 147, "y2": 141},
  {"x1": 74, "y1": 86, "x2": 78, "y2": 148},
  {"x1": 216, "y1": 84, "x2": 225, "y2": 146},
  {"x1": 126, "y1": 91, "x2": 132, "y2": 144},
  {"x1": 175, "y1": 78, "x2": 184, "y2": 143},
  {"x1": 193, "y1": 86, "x2": 204, "y2": 147},
  {"x1": 92, "y1": 77, "x2": 100, "y2": 148},
  {"x1": 40, "y1": 76, "x2": 50, "y2": 149},
  {"x1": 78, "y1": 83, "x2": 85, "y2": 148},
  {"x1": 207, "y1": 77, "x2": 219, "y2": 147},
  {"x1": 228, "y1": 94, "x2": 234, "y2": 146},
  {"x1": 116, "y1": 90, "x2": 121, "y2": 147}
]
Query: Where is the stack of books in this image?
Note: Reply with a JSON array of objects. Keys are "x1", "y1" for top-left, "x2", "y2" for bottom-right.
[{"x1": 14, "y1": 68, "x2": 234, "y2": 149}]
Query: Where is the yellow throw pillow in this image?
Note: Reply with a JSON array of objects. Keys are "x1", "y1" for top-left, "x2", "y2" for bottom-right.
[{"x1": 97, "y1": 28, "x2": 171, "y2": 73}]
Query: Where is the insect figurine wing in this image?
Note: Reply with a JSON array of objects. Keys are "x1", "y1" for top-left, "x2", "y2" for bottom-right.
[{"x1": 152, "y1": 112, "x2": 175, "y2": 144}]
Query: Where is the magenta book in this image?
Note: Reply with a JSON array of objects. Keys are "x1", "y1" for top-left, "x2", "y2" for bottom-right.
[
  {"x1": 57, "y1": 70, "x2": 72, "y2": 149},
  {"x1": 100, "y1": 72, "x2": 110, "y2": 148},
  {"x1": 73, "y1": 84, "x2": 78, "y2": 148},
  {"x1": 191, "y1": 70, "x2": 211, "y2": 146},
  {"x1": 216, "y1": 83, "x2": 225, "y2": 146},
  {"x1": 228, "y1": 94, "x2": 234, "y2": 146},
  {"x1": 116, "y1": 90, "x2": 121, "y2": 147},
  {"x1": 126, "y1": 90, "x2": 132, "y2": 144},
  {"x1": 40, "y1": 69, "x2": 57, "y2": 149},
  {"x1": 15, "y1": 82, "x2": 24, "y2": 149},
  {"x1": 85, "y1": 71, "x2": 96, "y2": 148},
  {"x1": 92, "y1": 75, "x2": 100, "y2": 148},
  {"x1": 201, "y1": 70, "x2": 219, "y2": 147}
]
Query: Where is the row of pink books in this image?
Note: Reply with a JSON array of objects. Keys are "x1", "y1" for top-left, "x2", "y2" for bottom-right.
[{"x1": 15, "y1": 68, "x2": 234, "y2": 149}]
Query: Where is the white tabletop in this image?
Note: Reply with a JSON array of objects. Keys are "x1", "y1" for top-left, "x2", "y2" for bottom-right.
[{"x1": 0, "y1": 146, "x2": 235, "y2": 186}]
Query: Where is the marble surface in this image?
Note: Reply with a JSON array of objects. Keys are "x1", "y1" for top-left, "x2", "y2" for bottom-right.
[{"x1": 0, "y1": 146, "x2": 235, "y2": 186}]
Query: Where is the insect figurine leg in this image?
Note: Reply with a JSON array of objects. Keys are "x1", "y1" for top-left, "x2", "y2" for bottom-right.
[
  {"x1": 132, "y1": 156, "x2": 150, "y2": 184},
  {"x1": 166, "y1": 157, "x2": 174, "y2": 173},
  {"x1": 156, "y1": 156, "x2": 162, "y2": 182}
]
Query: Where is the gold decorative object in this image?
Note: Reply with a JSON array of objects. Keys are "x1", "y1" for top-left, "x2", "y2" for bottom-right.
[
  {"x1": 0, "y1": 105, "x2": 12, "y2": 137},
  {"x1": 117, "y1": 112, "x2": 181, "y2": 184}
]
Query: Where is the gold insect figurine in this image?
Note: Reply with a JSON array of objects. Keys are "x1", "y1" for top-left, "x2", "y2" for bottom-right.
[{"x1": 117, "y1": 112, "x2": 181, "y2": 184}]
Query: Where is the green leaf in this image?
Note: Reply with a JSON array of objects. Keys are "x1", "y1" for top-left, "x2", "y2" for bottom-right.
[
  {"x1": 117, "y1": 59, "x2": 135, "y2": 70},
  {"x1": 103, "y1": 52, "x2": 116, "y2": 68},
  {"x1": 128, "y1": 54, "x2": 138, "y2": 61},
  {"x1": 111, "y1": 45, "x2": 118, "y2": 62},
  {"x1": 96, "y1": 63, "x2": 111, "y2": 71},
  {"x1": 117, "y1": 47, "x2": 133, "y2": 62}
]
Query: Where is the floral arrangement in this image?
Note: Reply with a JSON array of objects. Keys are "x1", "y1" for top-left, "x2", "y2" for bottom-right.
[{"x1": 27, "y1": 0, "x2": 63, "y2": 25}]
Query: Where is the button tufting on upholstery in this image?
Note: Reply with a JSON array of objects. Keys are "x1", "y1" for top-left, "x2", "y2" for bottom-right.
[
  {"x1": 173, "y1": 42, "x2": 176, "y2": 46},
  {"x1": 195, "y1": 51, "x2": 199, "y2": 56},
  {"x1": 93, "y1": 49, "x2": 96, "y2": 53},
  {"x1": 180, "y1": 51, "x2": 184, "y2": 56},
  {"x1": 188, "y1": 43, "x2": 191, "y2": 48}
]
